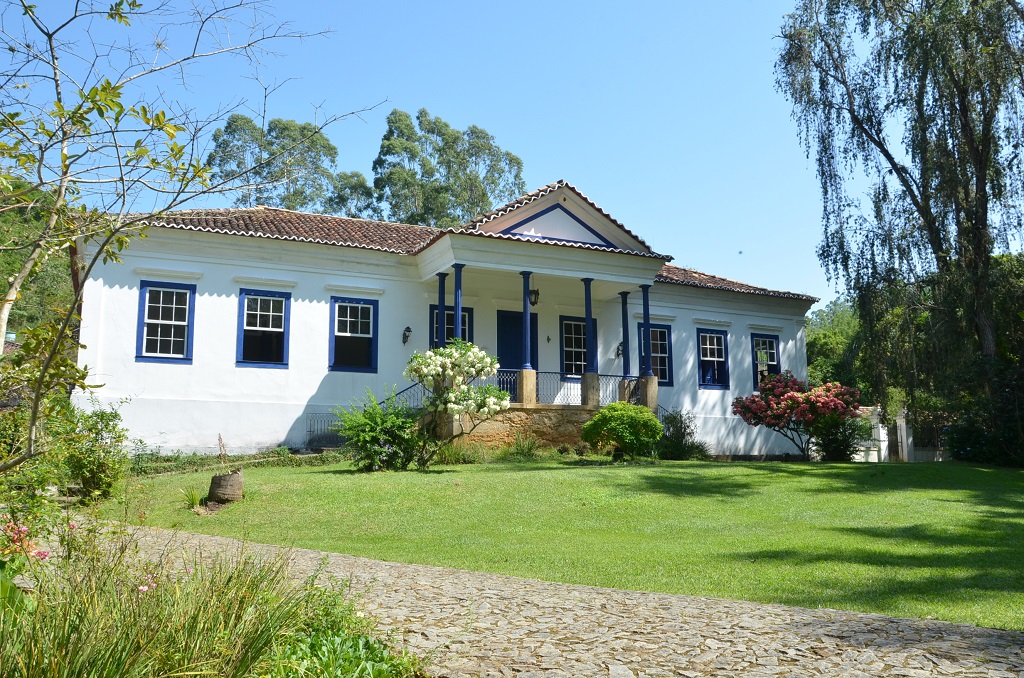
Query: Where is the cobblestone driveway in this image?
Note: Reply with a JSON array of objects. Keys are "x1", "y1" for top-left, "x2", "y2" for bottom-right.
[{"x1": 132, "y1": 528, "x2": 1024, "y2": 677}]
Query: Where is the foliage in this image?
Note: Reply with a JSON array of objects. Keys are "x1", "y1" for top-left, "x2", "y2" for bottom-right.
[
  {"x1": 180, "y1": 486, "x2": 203, "y2": 510},
  {"x1": 0, "y1": 1, "x2": 330, "y2": 477},
  {"x1": 403, "y1": 341, "x2": 511, "y2": 468},
  {"x1": 431, "y1": 442, "x2": 483, "y2": 466},
  {"x1": 51, "y1": 398, "x2": 129, "y2": 499},
  {"x1": 582, "y1": 402, "x2": 663, "y2": 460},
  {"x1": 333, "y1": 389, "x2": 424, "y2": 472},
  {"x1": 732, "y1": 371, "x2": 862, "y2": 460},
  {"x1": 354, "y1": 108, "x2": 526, "y2": 228},
  {"x1": 129, "y1": 447, "x2": 348, "y2": 476},
  {"x1": 812, "y1": 414, "x2": 873, "y2": 462},
  {"x1": 777, "y1": 0, "x2": 1024, "y2": 462},
  {"x1": 658, "y1": 409, "x2": 712, "y2": 461},
  {"x1": 806, "y1": 299, "x2": 863, "y2": 390},
  {"x1": 496, "y1": 432, "x2": 542, "y2": 462},
  {"x1": 0, "y1": 516, "x2": 50, "y2": 617},
  {"x1": 207, "y1": 114, "x2": 341, "y2": 212},
  {"x1": 0, "y1": 524, "x2": 416, "y2": 678}
]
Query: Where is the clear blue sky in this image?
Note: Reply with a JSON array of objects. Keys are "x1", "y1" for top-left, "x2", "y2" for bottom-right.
[{"x1": 180, "y1": 1, "x2": 836, "y2": 310}]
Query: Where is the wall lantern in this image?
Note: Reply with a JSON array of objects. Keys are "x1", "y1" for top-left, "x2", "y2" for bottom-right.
[
  {"x1": 402, "y1": 326, "x2": 412, "y2": 345},
  {"x1": 615, "y1": 342, "x2": 624, "y2": 358},
  {"x1": 529, "y1": 289, "x2": 540, "y2": 306}
]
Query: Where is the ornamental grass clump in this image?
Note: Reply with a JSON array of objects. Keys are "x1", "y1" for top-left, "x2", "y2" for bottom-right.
[{"x1": 731, "y1": 371, "x2": 863, "y2": 460}]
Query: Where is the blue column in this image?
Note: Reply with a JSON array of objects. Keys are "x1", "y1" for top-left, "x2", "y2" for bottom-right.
[
  {"x1": 520, "y1": 271, "x2": 533, "y2": 370},
  {"x1": 436, "y1": 272, "x2": 448, "y2": 348},
  {"x1": 640, "y1": 283, "x2": 653, "y2": 377},
  {"x1": 619, "y1": 291, "x2": 631, "y2": 378},
  {"x1": 582, "y1": 278, "x2": 596, "y2": 374},
  {"x1": 453, "y1": 264, "x2": 465, "y2": 341}
]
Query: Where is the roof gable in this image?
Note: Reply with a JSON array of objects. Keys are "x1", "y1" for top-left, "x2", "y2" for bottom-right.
[{"x1": 466, "y1": 181, "x2": 657, "y2": 255}]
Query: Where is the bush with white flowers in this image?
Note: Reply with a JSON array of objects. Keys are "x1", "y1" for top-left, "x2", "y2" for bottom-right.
[
  {"x1": 403, "y1": 341, "x2": 512, "y2": 466},
  {"x1": 404, "y1": 341, "x2": 511, "y2": 418}
]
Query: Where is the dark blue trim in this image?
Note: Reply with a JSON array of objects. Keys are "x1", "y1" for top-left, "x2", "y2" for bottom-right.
[
  {"x1": 619, "y1": 291, "x2": 631, "y2": 377},
  {"x1": 428, "y1": 304, "x2": 475, "y2": 347},
  {"x1": 697, "y1": 327, "x2": 729, "y2": 390},
  {"x1": 638, "y1": 322, "x2": 673, "y2": 387},
  {"x1": 135, "y1": 279, "x2": 196, "y2": 364},
  {"x1": 499, "y1": 204, "x2": 617, "y2": 249},
  {"x1": 329, "y1": 296, "x2": 379, "y2": 373},
  {"x1": 436, "y1": 272, "x2": 448, "y2": 349},
  {"x1": 235, "y1": 288, "x2": 291, "y2": 369},
  {"x1": 559, "y1": 314, "x2": 597, "y2": 379},
  {"x1": 750, "y1": 332, "x2": 781, "y2": 390},
  {"x1": 520, "y1": 271, "x2": 533, "y2": 370}
]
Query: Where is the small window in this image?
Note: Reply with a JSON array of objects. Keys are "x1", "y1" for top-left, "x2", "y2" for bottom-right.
[
  {"x1": 330, "y1": 297, "x2": 378, "y2": 372},
  {"x1": 559, "y1": 315, "x2": 597, "y2": 376},
  {"x1": 236, "y1": 289, "x2": 290, "y2": 368},
  {"x1": 751, "y1": 333, "x2": 781, "y2": 389},
  {"x1": 697, "y1": 328, "x2": 729, "y2": 389},
  {"x1": 429, "y1": 305, "x2": 474, "y2": 347},
  {"x1": 136, "y1": 280, "x2": 196, "y2": 363},
  {"x1": 638, "y1": 322, "x2": 673, "y2": 386}
]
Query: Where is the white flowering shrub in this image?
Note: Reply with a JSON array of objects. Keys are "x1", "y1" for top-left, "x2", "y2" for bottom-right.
[{"x1": 403, "y1": 341, "x2": 512, "y2": 467}]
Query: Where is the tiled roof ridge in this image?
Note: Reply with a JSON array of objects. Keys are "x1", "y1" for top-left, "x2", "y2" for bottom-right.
[
  {"x1": 462, "y1": 180, "x2": 657, "y2": 253},
  {"x1": 656, "y1": 264, "x2": 819, "y2": 302},
  {"x1": 255, "y1": 205, "x2": 438, "y2": 233}
]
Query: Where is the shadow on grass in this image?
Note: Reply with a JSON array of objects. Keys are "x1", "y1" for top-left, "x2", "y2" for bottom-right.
[{"x1": 311, "y1": 467, "x2": 456, "y2": 476}]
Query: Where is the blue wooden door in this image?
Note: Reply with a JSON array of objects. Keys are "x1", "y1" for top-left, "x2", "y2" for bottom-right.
[{"x1": 496, "y1": 310, "x2": 538, "y2": 401}]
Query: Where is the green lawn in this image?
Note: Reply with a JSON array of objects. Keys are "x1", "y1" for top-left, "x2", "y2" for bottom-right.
[{"x1": 119, "y1": 460, "x2": 1024, "y2": 630}]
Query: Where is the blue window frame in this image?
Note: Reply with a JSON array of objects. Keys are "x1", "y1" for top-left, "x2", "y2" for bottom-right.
[
  {"x1": 559, "y1": 315, "x2": 597, "y2": 377},
  {"x1": 236, "y1": 288, "x2": 291, "y2": 368},
  {"x1": 697, "y1": 328, "x2": 729, "y2": 389},
  {"x1": 428, "y1": 304, "x2": 474, "y2": 347},
  {"x1": 136, "y1": 280, "x2": 196, "y2": 364},
  {"x1": 638, "y1": 322, "x2": 673, "y2": 386},
  {"x1": 329, "y1": 296, "x2": 378, "y2": 373},
  {"x1": 751, "y1": 333, "x2": 781, "y2": 389}
]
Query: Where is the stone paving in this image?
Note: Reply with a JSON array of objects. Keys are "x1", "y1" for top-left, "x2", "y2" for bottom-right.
[{"x1": 133, "y1": 528, "x2": 1024, "y2": 677}]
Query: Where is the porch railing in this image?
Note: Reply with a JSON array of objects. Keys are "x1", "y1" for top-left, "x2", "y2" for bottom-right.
[
  {"x1": 623, "y1": 377, "x2": 642, "y2": 405},
  {"x1": 305, "y1": 412, "x2": 342, "y2": 449},
  {"x1": 494, "y1": 369, "x2": 519, "y2": 396},
  {"x1": 598, "y1": 374, "x2": 621, "y2": 405},
  {"x1": 537, "y1": 371, "x2": 581, "y2": 405}
]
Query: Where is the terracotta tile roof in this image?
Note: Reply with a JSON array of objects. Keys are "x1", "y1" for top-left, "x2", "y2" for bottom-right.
[
  {"x1": 656, "y1": 264, "x2": 819, "y2": 302},
  {"x1": 143, "y1": 207, "x2": 440, "y2": 255},
  {"x1": 462, "y1": 180, "x2": 659, "y2": 254}
]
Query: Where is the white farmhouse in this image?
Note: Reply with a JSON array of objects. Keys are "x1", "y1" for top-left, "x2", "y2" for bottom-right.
[{"x1": 76, "y1": 181, "x2": 817, "y2": 455}]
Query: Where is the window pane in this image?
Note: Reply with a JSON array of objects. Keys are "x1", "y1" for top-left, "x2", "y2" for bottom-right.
[{"x1": 333, "y1": 335, "x2": 372, "y2": 367}]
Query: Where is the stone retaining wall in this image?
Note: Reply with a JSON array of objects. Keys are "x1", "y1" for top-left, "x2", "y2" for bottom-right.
[{"x1": 458, "y1": 404, "x2": 598, "y2": 447}]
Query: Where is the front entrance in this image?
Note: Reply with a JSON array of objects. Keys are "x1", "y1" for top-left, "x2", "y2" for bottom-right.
[{"x1": 496, "y1": 310, "x2": 538, "y2": 401}]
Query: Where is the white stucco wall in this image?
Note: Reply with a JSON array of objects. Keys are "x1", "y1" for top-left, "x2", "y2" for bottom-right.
[{"x1": 77, "y1": 227, "x2": 813, "y2": 455}]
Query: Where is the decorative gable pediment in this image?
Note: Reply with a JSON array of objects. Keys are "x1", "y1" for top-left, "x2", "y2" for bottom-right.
[
  {"x1": 471, "y1": 183, "x2": 654, "y2": 254},
  {"x1": 499, "y1": 203, "x2": 615, "y2": 247}
]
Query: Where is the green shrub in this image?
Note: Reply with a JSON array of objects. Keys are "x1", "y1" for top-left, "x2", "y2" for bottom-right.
[
  {"x1": 811, "y1": 414, "x2": 872, "y2": 462},
  {"x1": 333, "y1": 389, "x2": 424, "y2": 472},
  {"x1": 659, "y1": 410, "x2": 713, "y2": 460},
  {"x1": 0, "y1": 530, "x2": 417, "y2": 678},
  {"x1": 432, "y1": 442, "x2": 482, "y2": 465},
  {"x1": 52, "y1": 398, "x2": 129, "y2": 499},
  {"x1": 496, "y1": 431, "x2": 541, "y2": 461},
  {"x1": 582, "y1": 402, "x2": 663, "y2": 460}
]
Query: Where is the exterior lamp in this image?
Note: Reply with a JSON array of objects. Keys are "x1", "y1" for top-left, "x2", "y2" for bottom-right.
[
  {"x1": 402, "y1": 326, "x2": 412, "y2": 345},
  {"x1": 529, "y1": 289, "x2": 540, "y2": 306},
  {"x1": 615, "y1": 342, "x2": 623, "y2": 358}
]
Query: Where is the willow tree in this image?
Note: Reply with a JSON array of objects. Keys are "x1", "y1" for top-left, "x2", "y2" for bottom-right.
[{"x1": 777, "y1": 1, "x2": 1024, "y2": 427}]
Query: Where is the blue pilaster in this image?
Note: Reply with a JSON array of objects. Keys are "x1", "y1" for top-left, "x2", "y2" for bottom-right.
[
  {"x1": 582, "y1": 278, "x2": 596, "y2": 374},
  {"x1": 640, "y1": 283, "x2": 653, "y2": 378},
  {"x1": 453, "y1": 264, "x2": 465, "y2": 341},
  {"x1": 520, "y1": 271, "x2": 533, "y2": 369},
  {"x1": 619, "y1": 291, "x2": 631, "y2": 377},
  {"x1": 436, "y1": 272, "x2": 448, "y2": 348}
]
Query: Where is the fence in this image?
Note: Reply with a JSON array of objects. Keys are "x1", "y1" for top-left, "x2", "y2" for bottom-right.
[
  {"x1": 305, "y1": 412, "x2": 342, "y2": 449},
  {"x1": 598, "y1": 374, "x2": 621, "y2": 405},
  {"x1": 536, "y1": 372, "x2": 581, "y2": 405}
]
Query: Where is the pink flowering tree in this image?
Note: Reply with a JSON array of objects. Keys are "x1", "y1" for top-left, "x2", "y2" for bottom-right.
[{"x1": 731, "y1": 371, "x2": 863, "y2": 460}]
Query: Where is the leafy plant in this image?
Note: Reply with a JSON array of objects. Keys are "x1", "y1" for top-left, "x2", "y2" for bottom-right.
[
  {"x1": 659, "y1": 410, "x2": 712, "y2": 460},
  {"x1": 53, "y1": 398, "x2": 129, "y2": 499},
  {"x1": 180, "y1": 487, "x2": 203, "y2": 510},
  {"x1": 497, "y1": 432, "x2": 541, "y2": 461},
  {"x1": 333, "y1": 389, "x2": 423, "y2": 472},
  {"x1": 582, "y1": 402, "x2": 663, "y2": 460}
]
